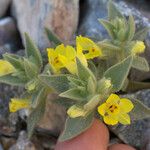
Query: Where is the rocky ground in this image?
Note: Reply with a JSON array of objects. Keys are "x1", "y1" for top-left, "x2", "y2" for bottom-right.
[{"x1": 0, "y1": 0, "x2": 149, "y2": 149}]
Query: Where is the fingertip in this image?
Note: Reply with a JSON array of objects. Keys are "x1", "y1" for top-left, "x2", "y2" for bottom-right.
[
  {"x1": 108, "y1": 144, "x2": 136, "y2": 150},
  {"x1": 55, "y1": 119, "x2": 109, "y2": 150}
]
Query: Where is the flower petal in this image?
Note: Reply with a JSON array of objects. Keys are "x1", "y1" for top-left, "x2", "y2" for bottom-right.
[
  {"x1": 118, "y1": 113, "x2": 131, "y2": 125},
  {"x1": 97, "y1": 103, "x2": 107, "y2": 116},
  {"x1": 103, "y1": 115, "x2": 118, "y2": 125},
  {"x1": 106, "y1": 94, "x2": 120, "y2": 104},
  {"x1": 120, "y1": 98, "x2": 134, "y2": 113}
]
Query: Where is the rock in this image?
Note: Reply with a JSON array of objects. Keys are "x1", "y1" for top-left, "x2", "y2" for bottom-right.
[
  {"x1": 0, "y1": 17, "x2": 22, "y2": 53},
  {"x1": 37, "y1": 94, "x2": 66, "y2": 137},
  {"x1": 9, "y1": 131, "x2": 37, "y2": 150},
  {"x1": 0, "y1": 0, "x2": 11, "y2": 17},
  {"x1": 0, "y1": 143, "x2": 4, "y2": 150},
  {"x1": 11, "y1": 0, "x2": 79, "y2": 50},
  {"x1": 110, "y1": 89, "x2": 150, "y2": 149},
  {"x1": 77, "y1": 0, "x2": 107, "y2": 40}
]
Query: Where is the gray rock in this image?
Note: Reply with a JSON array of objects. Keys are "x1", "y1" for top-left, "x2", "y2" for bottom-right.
[
  {"x1": 11, "y1": 0, "x2": 79, "y2": 50},
  {"x1": 0, "y1": 143, "x2": 4, "y2": 150},
  {"x1": 0, "y1": 0, "x2": 11, "y2": 17},
  {"x1": 110, "y1": 89, "x2": 150, "y2": 149},
  {"x1": 0, "y1": 17, "x2": 22, "y2": 53},
  {"x1": 9, "y1": 131, "x2": 37, "y2": 150}
]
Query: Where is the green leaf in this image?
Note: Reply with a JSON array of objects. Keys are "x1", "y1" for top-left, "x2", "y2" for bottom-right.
[
  {"x1": 87, "y1": 77, "x2": 96, "y2": 95},
  {"x1": 104, "y1": 56, "x2": 133, "y2": 91},
  {"x1": 25, "y1": 33, "x2": 43, "y2": 68},
  {"x1": 126, "y1": 15, "x2": 135, "y2": 41},
  {"x1": 133, "y1": 27, "x2": 150, "y2": 41},
  {"x1": 3, "y1": 53, "x2": 24, "y2": 70},
  {"x1": 98, "y1": 19, "x2": 115, "y2": 39},
  {"x1": 27, "y1": 97, "x2": 46, "y2": 138},
  {"x1": 39, "y1": 74, "x2": 69, "y2": 93},
  {"x1": 130, "y1": 99, "x2": 150, "y2": 120},
  {"x1": 59, "y1": 88, "x2": 86, "y2": 101},
  {"x1": 31, "y1": 88, "x2": 48, "y2": 108},
  {"x1": 98, "y1": 41, "x2": 120, "y2": 51},
  {"x1": 76, "y1": 58, "x2": 96, "y2": 83},
  {"x1": 24, "y1": 58, "x2": 39, "y2": 79},
  {"x1": 45, "y1": 27, "x2": 62, "y2": 46},
  {"x1": 132, "y1": 56, "x2": 149, "y2": 72},
  {"x1": 67, "y1": 76, "x2": 84, "y2": 87},
  {"x1": 59, "y1": 112, "x2": 94, "y2": 141},
  {"x1": 108, "y1": 0, "x2": 124, "y2": 20},
  {"x1": 0, "y1": 74, "x2": 27, "y2": 86}
]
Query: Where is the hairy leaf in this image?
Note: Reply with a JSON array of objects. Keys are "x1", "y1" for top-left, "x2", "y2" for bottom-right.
[
  {"x1": 39, "y1": 74, "x2": 69, "y2": 93},
  {"x1": 45, "y1": 27, "x2": 62, "y2": 46},
  {"x1": 25, "y1": 33, "x2": 43, "y2": 68},
  {"x1": 132, "y1": 56, "x2": 149, "y2": 72},
  {"x1": 130, "y1": 99, "x2": 150, "y2": 120},
  {"x1": 104, "y1": 56, "x2": 133, "y2": 91},
  {"x1": 108, "y1": 0, "x2": 124, "y2": 20},
  {"x1": 59, "y1": 112, "x2": 94, "y2": 141}
]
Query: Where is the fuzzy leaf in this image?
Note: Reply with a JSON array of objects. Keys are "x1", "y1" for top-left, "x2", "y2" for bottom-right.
[
  {"x1": 127, "y1": 15, "x2": 135, "y2": 41},
  {"x1": 132, "y1": 56, "x2": 149, "y2": 72},
  {"x1": 39, "y1": 74, "x2": 69, "y2": 93},
  {"x1": 87, "y1": 77, "x2": 96, "y2": 95},
  {"x1": 98, "y1": 41, "x2": 120, "y2": 51},
  {"x1": 25, "y1": 33, "x2": 43, "y2": 68},
  {"x1": 76, "y1": 58, "x2": 96, "y2": 83},
  {"x1": 24, "y1": 58, "x2": 39, "y2": 79},
  {"x1": 0, "y1": 74, "x2": 27, "y2": 86},
  {"x1": 108, "y1": 0, "x2": 123, "y2": 20},
  {"x1": 59, "y1": 112, "x2": 94, "y2": 141},
  {"x1": 130, "y1": 99, "x2": 150, "y2": 120},
  {"x1": 45, "y1": 27, "x2": 62, "y2": 46},
  {"x1": 27, "y1": 97, "x2": 46, "y2": 138},
  {"x1": 31, "y1": 88, "x2": 48, "y2": 108},
  {"x1": 104, "y1": 56, "x2": 133, "y2": 91},
  {"x1": 98, "y1": 19, "x2": 115, "y2": 39},
  {"x1": 133, "y1": 27, "x2": 150, "y2": 41},
  {"x1": 67, "y1": 76, "x2": 84, "y2": 87},
  {"x1": 3, "y1": 53, "x2": 24, "y2": 70},
  {"x1": 60, "y1": 88, "x2": 86, "y2": 101}
]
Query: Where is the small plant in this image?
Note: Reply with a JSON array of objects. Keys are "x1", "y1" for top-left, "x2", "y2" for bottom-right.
[{"x1": 0, "y1": 0, "x2": 149, "y2": 142}]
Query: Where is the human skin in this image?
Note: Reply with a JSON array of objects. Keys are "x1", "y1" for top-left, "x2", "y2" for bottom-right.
[{"x1": 55, "y1": 119, "x2": 136, "y2": 150}]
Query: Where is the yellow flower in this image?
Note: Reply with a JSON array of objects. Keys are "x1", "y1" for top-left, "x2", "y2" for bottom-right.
[
  {"x1": 67, "y1": 105, "x2": 88, "y2": 118},
  {"x1": 76, "y1": 35, "x2": 103, "y2": 59},
  {"x1": 47, "y1": 44, "x2": 87, "y2": 74},
  {"x1": 47, "y1": 44, "x2": 65, "y2": 73},
  {"x1": 98, "y1": 94, "x2": 134, "y2": 125},
  {"x1": 9, "y1": 98, "x2": 30, "y2": 113},
  {"x1": 131, "y1": 41, "x2": 145, "y2": 55},
  {"x1": 0, "y1": 60, "x2": 15, "y2": 76}
]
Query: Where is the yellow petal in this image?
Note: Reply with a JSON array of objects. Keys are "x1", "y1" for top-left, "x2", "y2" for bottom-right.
[
  {"x1": 120, "y1": 98, "x2": 134, "y2": 113},
  {"x1": 131, "y1": 41, "x2": 145, "y2": 55},
  {"x1": 106, "y1": 94, "x2": 120, "y2": 104},
  {"x1": 97, "y1": 103, "x2": 107, "y2": 116},
  {"x1": 118, "y1": 113, "x2": 131, "y2": 125},
  {"x1": 103, "y1": 115, "x2": 118, "y2": 125},
  {"x1": 9, "y1": 98, "x2": 30, "y2": 113},
  {"x1": 55, "y1": 44, "x2": 66, "y2": 55},
  {"x1": 66, "y1": 46, "x2": 76, "y2": 60},
  {"x1": 0, "y1": 60, "x2": 15, "y2": 76}
]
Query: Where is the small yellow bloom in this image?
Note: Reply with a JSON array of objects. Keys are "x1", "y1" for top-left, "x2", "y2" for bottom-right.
[
  {"x1": 98, "y1": 94, "x2": 134, "y2": 125},
  {"x1": 76, "y1": 35, "x2": 103, "y2": 59},
  {"x1": 47, "y1": 44, "x2": 87, "y2": 74},
  {"x1": 67, "y1": 105, "x2": 88, "y2": 118},
  {"x1": 9, "y1": 98, "x2": 30, "y2": 113},
  {"x1": 0, "y1": 60, "x2": 15, "y2": 76},
  {"x1": 47, "y1": 44, "x2": 65, "y2": 73},
  {"x1": 131, "y1": 41, "x2": 145, "y2": 55}
]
